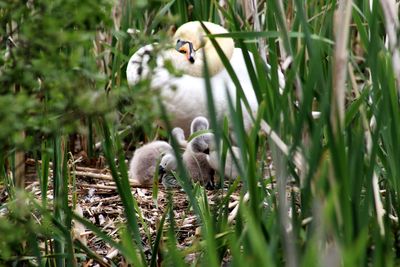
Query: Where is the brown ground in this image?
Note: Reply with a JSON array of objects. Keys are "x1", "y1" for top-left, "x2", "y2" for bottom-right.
[{"x1": 9, "y1": 157, "x2": 246, "y2": 266}]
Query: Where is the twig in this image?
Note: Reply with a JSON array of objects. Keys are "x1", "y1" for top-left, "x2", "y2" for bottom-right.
[
  {"x1": 26, "y1": 158, "x2": 151, "y2": 188},
  {"x1": 73, "y1": 171, "x2": 150, "y2": 188},
  {"x1": 227, "y1": 192, "x2": 249, "y2": 224},
  {"x1": 260, "y1": 120, "x2": 304, "y2": 170},
  {"x1": 75, "y1": 166, "x2": 109, "y2": 174},
  {"x1": 27, "y1": 158, "x2": 109, "y2": 174},
  {"x1": 105, "y1": 248, "x2": 119, "y2": 260},
  {"x1": 73, "y1": 171, "x2": 114, "y2": 181},
  {"x1": 94, "y1": 126, "x2": 133, "y2": 150},
  {"x1": 79, "y1": 184, "x2": 118, "y2": 190}
]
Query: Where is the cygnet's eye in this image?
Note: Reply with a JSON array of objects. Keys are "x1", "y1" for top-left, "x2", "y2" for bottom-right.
[{"x1": 176, "y1": 39, "x2": 180, "y2": 44}]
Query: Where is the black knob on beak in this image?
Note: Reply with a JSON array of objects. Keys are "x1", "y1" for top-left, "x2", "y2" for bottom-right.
[
  {"x1": 159, "y1": 165, "x2": 166, "y2": 176},
  {"x1": 175, "y1": 39, "x2": 195, "y2": 64}
]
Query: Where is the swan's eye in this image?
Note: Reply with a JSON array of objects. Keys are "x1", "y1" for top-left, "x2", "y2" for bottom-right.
[{"x1": 176, "y1": 39, "x2": 186, "y2": 53}]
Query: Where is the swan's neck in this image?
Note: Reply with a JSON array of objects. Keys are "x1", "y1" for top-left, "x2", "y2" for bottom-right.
[{"x1": 201, "y1": 37, "x2": 234, "y2": 76}]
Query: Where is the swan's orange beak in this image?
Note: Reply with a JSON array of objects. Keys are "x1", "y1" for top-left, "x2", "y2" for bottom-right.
[{"x1": 176, "y1": 40, "x2": 195, "y2": 63}]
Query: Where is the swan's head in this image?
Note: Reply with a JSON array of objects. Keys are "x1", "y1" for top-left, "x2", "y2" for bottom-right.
[{"x1": 171, "y1": 21, "x2": 234, "y2": 77}]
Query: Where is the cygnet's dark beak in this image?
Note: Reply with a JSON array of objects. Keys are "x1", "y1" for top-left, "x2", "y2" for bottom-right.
[
  {"x1": 175, "y1": 40, "x2": 195, "y2": 64},
  {"x1": 203, "y1": 148, "x2": 210, "y2": 155},
  {"x1": 159, "y1": 165, "x2": 166, "y2": 177}
]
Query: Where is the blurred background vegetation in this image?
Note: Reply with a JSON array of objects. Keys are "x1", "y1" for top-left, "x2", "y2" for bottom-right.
[{"x1": 1, "y1": 0, "x2": 400, "y2": 266}]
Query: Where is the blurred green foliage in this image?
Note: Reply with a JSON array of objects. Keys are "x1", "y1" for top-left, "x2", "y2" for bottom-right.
[
  {"x1": 0, "y1": 0, "x2": 112, "y2": 148},
  {"x1": 0, "y1": 192, "x2": 57, "y2": 266},
  {"x1": 1, "y1": 0, "x2": 400, "y2": 266}
]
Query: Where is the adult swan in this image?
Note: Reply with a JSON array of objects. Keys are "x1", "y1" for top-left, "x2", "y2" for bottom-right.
[{"x1": 126, "y1": 21, "x2": 285, "y2": 136}]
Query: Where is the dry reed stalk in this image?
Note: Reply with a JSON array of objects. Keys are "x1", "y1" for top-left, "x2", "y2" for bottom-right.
[
  {"x1": 217, "y1": 0, "x2": 227, "y2": 27},
  {"x1": 260, "y1": 120, "x2": 304, "y2": 170},
  {"x1": 254, "y1": 5, "x2": 304, "y2": 265},
  {"x1": 275, "y1": 1, "x2": 308, "y2": 188},
  {"x1": 348, "y1": 63, "x2": 386, "y2": 235},
  {"x1": 13, "y1": 83, "x2": 25, "y2": 188},
  {"x1": 314, "y1": 4, "x2": 353, "y2": 267},
  {"x1": 379, "y1": 0, "x2": 400, "y2": 93},
  {"x1": 249, "y1": 0, "x2": 267, "y2": 61},
  {"x1": 275, "y1": 150, "x2": 298, "y2": 267},
  {"x1": 273, "y1": 0, "x2": 309, "y2": 189},
  {"x1": 241, "y1": 0, "x2": 253, "y2": 22},
  {"x1": 276, "y1": 0, "x2": 303, "y2": 101},
  {"x1": 15, "y1": 131, "x2": 26, "y2": 188},
  {"x1": 372, "y1": 173, "x2": 386, "y2": 236},
  {"x1": 332, "y1": 0, "x2": 352, "y2": 131},
  {"x1": 329, "y1": 0, "x2": 352, "y2": 227},
  {"x1": 276, "y1": 0, "x2": 289, "y2": 63}
]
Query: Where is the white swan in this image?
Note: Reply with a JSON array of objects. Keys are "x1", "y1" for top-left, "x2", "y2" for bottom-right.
[{"x1": 126, "y1": 21, "x2": 285, "y2": 136}]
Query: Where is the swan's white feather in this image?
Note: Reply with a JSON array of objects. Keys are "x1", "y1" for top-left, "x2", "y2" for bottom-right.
[{"x1": 127, "y1": 44, "x2": 284, "y2": 134}]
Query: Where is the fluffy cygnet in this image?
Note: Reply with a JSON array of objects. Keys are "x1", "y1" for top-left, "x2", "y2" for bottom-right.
[
  {"x1": 205, "y1": 134, "x2": 241, "y2": 180},
  {"x1": 182, "y1": 117, "x2": 215, "y2": 188},
  {"x1": 128, "y1": 141, "x2": 173, "y2": 186}
]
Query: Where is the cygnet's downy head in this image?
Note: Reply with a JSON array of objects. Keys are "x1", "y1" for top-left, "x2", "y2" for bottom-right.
[
  {"x1": 190, "y1": 116, "x2": 209, "y2": 134},
  {"x1": 172, "y1": 21, "x2": 235, "y2": 77},
  {"x1": 190, "y1": 133, "x2": 214, "y2": 154},
  {"x1": 159, "y1": 153, "x2": 177, "y2": 176},
  {"x1": 188, "y1": 116, "x2": 210, "y2": 153}
]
